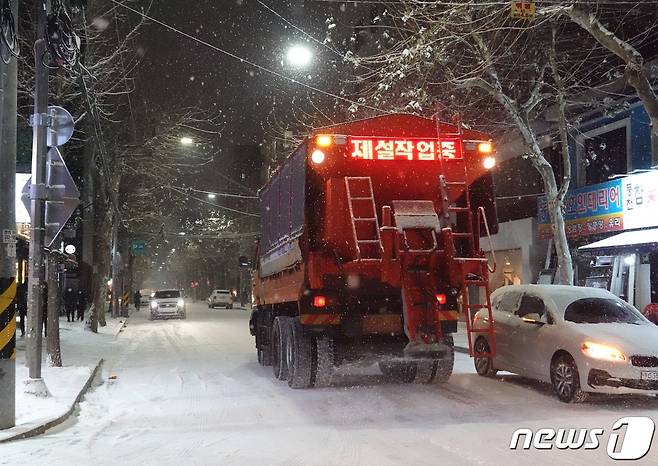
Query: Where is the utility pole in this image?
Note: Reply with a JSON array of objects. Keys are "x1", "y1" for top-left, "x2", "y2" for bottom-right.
[
  {"x1": 0, "y1": 0, "x2": 19, "y2": 429},
  {"x1": 111, "y1": 219, "x2": 119, "y2": 318},
  {"x1": 25, "y1": 0, "x2": 50, "y2": 396},
  {"x1": 46, "y1": 254, "x2": 62, "y2": 367}
]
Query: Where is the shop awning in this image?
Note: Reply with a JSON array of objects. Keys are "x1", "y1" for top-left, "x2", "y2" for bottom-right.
[{"x1": 578, "y1": 228, "x2": 658, "y2": 254}]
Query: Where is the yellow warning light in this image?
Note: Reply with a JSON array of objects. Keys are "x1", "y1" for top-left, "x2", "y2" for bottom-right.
[
  {"x1": 315, "y1": 134, "x2": 333, "y2": 147},
  {"x1": 478, "y1": 142, "x2": 493, "y2": 154}
]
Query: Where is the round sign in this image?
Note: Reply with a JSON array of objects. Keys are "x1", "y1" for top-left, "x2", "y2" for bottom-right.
[
  {"x1": 64, "y1": 244, "x2": 76, "y2": 254},
  {"x1": 47, "y1": 106, "x2": 75, "y2": 147}
]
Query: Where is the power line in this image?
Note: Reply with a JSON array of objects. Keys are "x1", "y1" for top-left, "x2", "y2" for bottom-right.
[
  {"x1": 168, "y1": 186, "x2": 260, "y2": 217},
  {"x1": 109, "y1": 0, "x2": 385, "y2": 113},
  {"x1": 254, "y1": 0, "x2": 345, "y2": 59},
  {"x1": 188, "y1": 187, "x2": 258, "y2": 200}
]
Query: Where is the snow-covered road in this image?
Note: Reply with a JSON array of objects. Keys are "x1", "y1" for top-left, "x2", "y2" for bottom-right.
[{"x1": 3, "y1": 302, "x2": 658, "y2": 465}]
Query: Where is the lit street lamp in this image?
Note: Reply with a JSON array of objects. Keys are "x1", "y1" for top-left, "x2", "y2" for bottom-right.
[
  {"x1": 207, "y1": 193, "x2": 217, "y2": 200},
  {"x1": 180, "y1": 136, "x2": 194, "y2": 146},
  {"x1": 286, "y1": 44, "x2": 312, "y2": 68}
]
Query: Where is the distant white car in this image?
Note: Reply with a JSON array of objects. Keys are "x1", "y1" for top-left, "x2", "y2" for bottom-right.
[
  {"x1": 473, "y1": 284, "x2": 658, "y2": 402},
  {"x1": 150, "y1": 289, "x2": 186, "y2": 320},
  {"x1": 208, "y1": 289, "x2": 234, "y2": 309}
]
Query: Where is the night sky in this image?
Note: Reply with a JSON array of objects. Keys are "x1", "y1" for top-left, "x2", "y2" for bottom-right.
[{"x1": 131, "y1": 0, "x2": 351, "y2": 143}]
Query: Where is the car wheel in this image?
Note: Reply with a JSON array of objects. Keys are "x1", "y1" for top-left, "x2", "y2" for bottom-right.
[
  {"x1": 473, "y1": 338, "x2": 498, "y2": 377},
  {"x1": 551, "y1": 354, "x2": 588, "y2": 403}
]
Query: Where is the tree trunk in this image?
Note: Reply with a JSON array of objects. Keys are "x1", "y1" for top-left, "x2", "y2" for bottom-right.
[{"x1": 46, "y1": 255, "x2": 62, "y2": 367}]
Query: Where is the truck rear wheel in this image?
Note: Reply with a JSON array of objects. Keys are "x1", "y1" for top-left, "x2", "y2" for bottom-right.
[
  {"x1": 257, "y1": 348, "x2": 271, "y2": 366},
  {"x1": 315, "y1": 338, "x2": 335, "y2": 388},
  {"x1": 379, "y1": 361, "x2": 417, "y2": 384},
  {"x1": 432, "y1": 336, "x2": 454, "y2": 384},
  {"x1": 272, "y1": 316, "x2": 291, "y2": 381},
  {"x1": 285, "y1": 317, "x2": 314, "y2": 389}
]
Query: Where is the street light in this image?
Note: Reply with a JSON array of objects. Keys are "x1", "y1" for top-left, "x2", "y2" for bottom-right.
[
  {"x1": 180, "y1": 136, "x2": 194, "y2": 146},
  {"x1": 207, "y1": 193, "x2": 217, "y2": 200},
  {"x1": 286, "y1": 44, "x2": 312, "y2": 68}
]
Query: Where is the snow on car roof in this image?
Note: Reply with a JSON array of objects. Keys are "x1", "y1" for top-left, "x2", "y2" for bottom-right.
[{"x1": 492, "y1": 284, "x2": 615, "y2": 311}]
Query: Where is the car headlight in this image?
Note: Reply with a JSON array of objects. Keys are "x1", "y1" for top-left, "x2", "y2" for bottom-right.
[
  {"x1": 581, "y1": 341, "x2": 626, "y2": 362},
  {"x1": 177, "y1": 299, "x2": 185, "y2": 308},
  {"x1": 150, "y1": 301, "x2": 158, "y2": 310}
]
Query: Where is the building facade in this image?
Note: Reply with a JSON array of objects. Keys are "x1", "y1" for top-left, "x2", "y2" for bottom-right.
[{"x1": 488, "y1": 96, "x2": 657, "y2": 312}]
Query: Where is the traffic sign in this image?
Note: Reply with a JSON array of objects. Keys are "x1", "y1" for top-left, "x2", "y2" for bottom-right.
[
  {"x1": 131, "y1": 240, "x2": 146, "y2": 255},
  {"x1": 510, "y1": 1, "x2": 536, "y2": 20},
  {"x1": 46, "y1": 106, "x2": 74, "y2": 147},
  {"x1": 21, "y1": 147, "x2": 81, "y2": 247}
]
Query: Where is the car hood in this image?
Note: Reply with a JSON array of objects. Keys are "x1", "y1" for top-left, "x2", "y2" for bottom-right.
[{"x1": 569, "y1": 322, "x2": 658, "y2": 356}]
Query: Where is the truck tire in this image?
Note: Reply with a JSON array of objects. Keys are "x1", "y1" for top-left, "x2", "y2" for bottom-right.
[
  {"x1": 257, "y1": 348, "x2": 271, "y2": 366},
  {"x1": 272, "y1": 316, "x2": 291, "y2": 381},
  {"x1": 431, "y1": 336, "x2": 455, "y2": 384},
  {"x1": 413, "y1": 361, "x2": 436, "y2": 384},
  {"x1": 286, "y1": 317, "x2": 314, "y2": 389},
  {"x1": 379, "y1": 361, "x2": 416, "y2": 384},
  {"x1": 315, "y1": 338, "x2": 335, "y2": 388}
]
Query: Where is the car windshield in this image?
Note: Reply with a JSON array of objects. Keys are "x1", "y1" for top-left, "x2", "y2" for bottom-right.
[
  {"x1": 154, "y1": 290, "x2": 180, "y2": 299},
  {"x1": 564, "y1": 298, "x2": 645, "y2": 324}
]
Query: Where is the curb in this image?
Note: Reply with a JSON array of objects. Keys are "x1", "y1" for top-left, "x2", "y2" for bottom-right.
[
  {"x1": 113, "y1": 318, "x2": 128, "y2": 339},
  {"x1": 0, "y1": 358, "x2": 104, "y2": 444}
]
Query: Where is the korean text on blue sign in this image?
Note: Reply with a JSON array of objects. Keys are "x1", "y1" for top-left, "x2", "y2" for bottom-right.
[{"x1": 537, "y1": 179, "x2": 623, "y2": 238}]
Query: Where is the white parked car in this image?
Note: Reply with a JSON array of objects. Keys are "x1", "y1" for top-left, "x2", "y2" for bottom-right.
[
  {"x1": 472, "y1": 284, "x2": 658, "y2": 402},
  {"x1": 150, "y1": 289, "x2": 186, "y2": 320},
  {"x1": 208, "y1": 289, "x2": 234, "y2": 309}
]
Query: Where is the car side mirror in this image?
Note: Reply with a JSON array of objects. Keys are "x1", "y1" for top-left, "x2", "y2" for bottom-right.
[{"x1": 522, "y1": 313, "x2": 544, "y2": 325}]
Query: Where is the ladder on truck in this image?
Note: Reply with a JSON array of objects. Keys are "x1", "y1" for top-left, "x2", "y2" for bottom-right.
[
  {"x1": 436, "y1": 120, "x2": 496, "y2": 358},
  {"x1": 345, "y1": 177, "x2": 382, "y2": 260}
]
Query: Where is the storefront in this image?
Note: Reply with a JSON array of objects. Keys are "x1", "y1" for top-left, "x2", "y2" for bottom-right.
[{"x1": 538, "y1": 170, "x2": 658, "y2": 312}]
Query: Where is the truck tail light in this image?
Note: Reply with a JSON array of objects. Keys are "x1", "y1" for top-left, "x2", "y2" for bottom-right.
[
  {"x1": 313, "y1": 295, "x2": 327, "y2": 307},
  {"x1": 315, "y1": 134, "x2": 332, "y2": 147},
  {"x1": 435, "y1": 293, "x2": 447, "y2": 305},
  {"x1": 311, "y1": 149, "x2": 325, "y2": 164}
]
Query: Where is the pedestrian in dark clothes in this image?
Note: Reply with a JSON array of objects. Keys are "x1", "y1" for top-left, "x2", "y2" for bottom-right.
[
  {"x1": 64, "y1": 287, "x2": 77, "y2": 322},
  {"x1": 77, "y1": 289, "x2": 87, "y2": 321},
  {"x1": 16, "y1": 282, "x2": 27, "y2": 337},
  {"x1": 134, "y1": 290, "x2": 142, "y2": 311}
]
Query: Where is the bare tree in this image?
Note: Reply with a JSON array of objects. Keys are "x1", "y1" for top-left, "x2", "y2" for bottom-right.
[
  {"x1": 544, "y1": 3, "x2": 658, "y2": 136},
  {"x1": 336, "y1": 4, "x2": 582, "y2": 283}
]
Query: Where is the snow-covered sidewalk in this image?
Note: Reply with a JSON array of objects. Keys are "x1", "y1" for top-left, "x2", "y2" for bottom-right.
[{"x1": 0, "y1": 315, "x2": 127, "y2": 442}]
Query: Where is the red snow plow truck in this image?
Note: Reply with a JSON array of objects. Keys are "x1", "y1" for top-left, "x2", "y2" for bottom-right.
[{"x1": 249, "y1": 113, "x2": 498, "y2": 388}]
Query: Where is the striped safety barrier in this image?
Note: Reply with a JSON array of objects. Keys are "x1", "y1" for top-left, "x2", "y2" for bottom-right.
[{"x1": 0, "y1": 277, "x2": 16, "y2": 360}]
